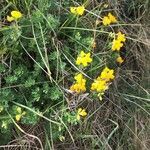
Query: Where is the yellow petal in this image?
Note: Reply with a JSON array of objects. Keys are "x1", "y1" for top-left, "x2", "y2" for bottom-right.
[
  {"x1": 80, "y1": 109, "x2": 87, "y2": 117},
  {"x1": 77, "y1": 108, "x2": 82, "y2": 114},
  {"x1": 82, "y1": 60, "x2": 88, "y2": 67},
  {"x1": 108, "y1": 13, "x2": 117, "y2": 23},
  {"x1": 80, "y1": 51, "x2": 86, "y2": 57},
  {"x1": 117, "y1": 32, "x2": 126, "y2": 42},
  {"x1": 74, "y1": 73, "x2": 83, "y2": 82},
  {"x1": 70, "y1": 84, "x2": 78, "y2": 92},
  {"x1": 77, "y1": 114, "x2": 80, "y2": 120},
  {"x1": 7, "y1": 16, "x2": 14, "y2": 22},
  {"x1": 102, "y1": 16, "x2": 111, "y2": 26},
  {"x1": 116, "y1": 56, "x2": 124, "y2": 64},
  {"x1": 100, "y1": 67, "x2": 115, "y2": 81},
  {"x1": 76, "y1": 6, "x2": 85, "y2": 15},
  {"x1": 11, "y1": 10, "x2": 22, "y2": 19},
  {"x1": 70, "y1": 7, "x2": 77, "y2": 14},
  {"x1": 112, "y1": 39, "x2": 123, "y2": 51},
  {"x1": 16, "y1": 114, "x2": 21, "y2": 121},
  {"x1": 97, "y1": 80, "x2": 108, "y2": 92},
  {"x1": 76, "y1": 51, "x2": 92, "y2": 67},
  {"x1": 102, "y1": 67, "x2": 110, "y2": 73}
]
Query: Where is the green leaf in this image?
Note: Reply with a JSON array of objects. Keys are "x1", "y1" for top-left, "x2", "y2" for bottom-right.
[
  {"x1": 24, "y1": 78, "x2": 35, "y2": 88},
  {"x1": 49, "y1": 86, "x2": 62, "y2": 101}
]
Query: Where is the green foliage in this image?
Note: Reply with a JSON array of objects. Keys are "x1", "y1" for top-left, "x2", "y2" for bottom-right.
[
  {"x1": 0, "y1": 0, "x2": 149, "y2": 149},
  {"x1": 21, "y1": 109, "x2": 39, "y2": 124},
  {"x1": 49, "y1": 86, "x2": 62, "y2": 101}
]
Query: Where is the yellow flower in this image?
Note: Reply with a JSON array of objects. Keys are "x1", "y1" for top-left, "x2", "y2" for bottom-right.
[
  {"x1": 108, "y1": 13, "x2": 117, "y2": 23},
  {"x1": 111, "y1": 32, "x2": 126, "y2": 51},
  {"x1": 15, "y1": 114, "x2": 22, "y2": 121},
  {"x1": 91, "y1": 67, "x2": 115, "y2": 100},
  {"x1": 7, "y1": 10, "x2": 22, "y2": 22},
  {"x1": 117, "y1": 32, "x2": 126, "y2": 42},
  {"x1": 76, "y1": 51, "x2": 92, "y2": 67},
  {"x1": 102, "y1": 16, "x2": 111, "y2": 26},
  {"x1": 116, "y1": 56, "x2": 124, "y2": 64},
  {"x1": 74, "y1": 73, "x2": 86, "y2": 84},
  {"x1": 77, "y1": 108, "x2": 87, "y2": 120},
  {"x1": 112, "y1": 39, "x2": 123, "y2": 51},
  {"x1": 11, "y1": 11, "x2": 22, "y2": 19},
  {"x1": 91, "y1": 79, "x2": 108, "y2": 92},
  {"x1": 91, "y1": 67, "x2": 115, "y2": 94},
  {"x1": 70, "y1": 6, "x2": 85, "y2": 16},
  {"x1": 76, "y1": 6, "x2": 85, "y2": 15},
  {"x1": 102, "y1": 13, "x2": 117, "y2": 26},
  {"x1": 100, "y1": 67, "x2": 115, "y2": 81},
  {"x1": 70, "y1": 73, "x2": 86, "y2": 93},
  {"x1": 70, "y1": 83, "x2": 86, "y2": 93},
  {"x1": 15, "y1": 107, "x2": 26, "y2": 121}
]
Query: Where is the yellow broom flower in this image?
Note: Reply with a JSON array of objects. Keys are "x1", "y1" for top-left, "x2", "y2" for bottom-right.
[
  {"x1": 76, "y1": 51, "x2": 92, "y2": 67},
  {"x1": 116, "y1": 56, "x2": 124, "y2": 64},
  {"x1": 7, "y1": 10, "x2": 22, "y2": 22},
  {"x1": 112, "y1": 39, "x2": 123, "y2": 51},
  {"x1": 117, "y1": 32, "x2": 126, "y2": 42},
  {"x1": 100, "y1": 67, "x2": 115, "y2": 81},
  {"x1": 108, "y1": 13, "x2": 117, "y2": 23},
  {"x1": 77, "y1": 108, "x2": 87, "y2": 120},
  {"x1": 70, "y1": 73, "x2": 86, "y2": 93},
  {"x1": 102, "y1": 13, "x2": 117, "y2": 26},
  {"x1": 70, "y1": 6, "x2": 85, "y2": 16},
  {"x1": 102, "y1": 16, "x2": 111, "y2": 26}
]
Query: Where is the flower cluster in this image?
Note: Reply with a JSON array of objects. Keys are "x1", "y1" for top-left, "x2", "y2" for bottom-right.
[
  {"x1": 76, "y1": 108, "x2": 87, "y2": 120},
  {"x1": 7, "y1": 10, "x2": 22, "y2": 22},
  {"x1": 100, "y1": 67, "x2": 115, "y2": 82},
  {"x1": 102, "y1": 13, "x2": 117, "y2": 26},
  {"x1": 70, "y1": 6, "x2": 85, "y2": 16},
  {"x1": 76, "y1": 51, "x2": 93, "y2": 67},
  {"x1": 111, "y1": 32, "x2": 126, "y2": 64},
  {"x1": 112, "y1": 32, "x2": 126, "y2": 51},
  {"x1": 91, "y1": 79, "x2": 108, "y2": 93},
  {"x1": 68, "y1": 10, "x2": 126, "y2": 122},
  {"x1": 70, "y1": 73, "x2": 86, "y2": 93},
  {"x1": 91, "y1": 67, "x2": 115, "y2": 99},
  {"x1": 70, "y1": 50, "x2": 92, "y2": 93}
]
